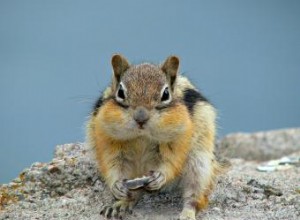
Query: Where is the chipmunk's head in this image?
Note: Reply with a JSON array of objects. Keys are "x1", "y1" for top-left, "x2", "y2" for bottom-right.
[
  {"x1": 111, "y1": 54, "x2": 179, "y2": 114},
  {"x1": 97, "y1": 54, "x2": 190, "y2": 141}
]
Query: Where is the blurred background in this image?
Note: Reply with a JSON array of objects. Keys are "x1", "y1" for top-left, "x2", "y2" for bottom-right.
[{"x1": 0, "y1": 0, "x2": 299, "y2": 183}]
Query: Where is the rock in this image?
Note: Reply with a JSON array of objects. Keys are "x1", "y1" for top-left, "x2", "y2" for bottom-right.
[
  {"x1": 1, "y1": 129, "x2": 300, "y2": 219},
  {"x1": 217, "y1": 128, "x2": 300, "y2": 161}
]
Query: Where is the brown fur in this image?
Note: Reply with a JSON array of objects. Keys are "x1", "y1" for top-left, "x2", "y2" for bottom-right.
[{"x1": 87, "y1": 54, "x2": 227, "y2": 220}]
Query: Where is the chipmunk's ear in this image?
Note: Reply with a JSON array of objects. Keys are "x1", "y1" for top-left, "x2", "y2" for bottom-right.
[
  {"x1": 161, "y1": 55, "x2": 179, "y2": 86},
  {"x1": 111, "y1": 54, "x2": 130, "y2": 82}
]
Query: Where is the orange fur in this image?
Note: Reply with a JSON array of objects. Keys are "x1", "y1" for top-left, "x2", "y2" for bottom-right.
[
  {"x1": 89, "y1": 101, "x2": 126, "y2": 180},
  {"x1": 100, "y1": 100, "x2": 124, "y2": 124},
  {"x1": 86, "y1": 55, "x2": 226, "y2": 220},
  {"x1": 158, "y1": 104, "x2": 188, "y2": 127},
  {"x1": 155, "y1": 104, "x2": 194, "y2": 182},
  {"x1": 196, "y1": 194, "x2": 209, "y2": 210}
]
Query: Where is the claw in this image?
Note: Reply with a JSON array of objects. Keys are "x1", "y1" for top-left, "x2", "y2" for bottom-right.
[
  {"x1": 100, "y1": 205, "x2": 109, "y2": 215},
  {"x1": 145, "y1": 171, "x2": 166, "y2": 191},
  {"x1": 100, "y1": 200, "x2": 135, "y2": 219},
  {"x1": 100, "y1": 205, "x2": 114, "y2": 218},
  {"x1": 111, "y1": 205, "x2": 120, "y2": 218},
  {"x1": 111, "y1": 180, "x2": 132, "y2": 200},
  {"x1": 118, "y1": 206, "x2": 126, "y2": 219}
]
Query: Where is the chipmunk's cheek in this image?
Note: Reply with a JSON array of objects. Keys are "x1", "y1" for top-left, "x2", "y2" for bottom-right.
[
  {"x1": 127, "y1": 118, "x2": 139, "y2": 130},
  {"x1": 158, "y1": 104, "x2": 189, "y2": 130},
  {"x1": 100, "y1": 101, "x2": 125, "y2": 125},
  {"x1": 147, "y1": 105, "x2": 191, "y2": 141}
]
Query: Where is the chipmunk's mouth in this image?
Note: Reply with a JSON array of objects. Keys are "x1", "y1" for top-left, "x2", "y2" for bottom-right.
[
  {"x1": 134, "y1": 120, "x2": 147, "y2": 130},
  {"x1": 137, "y1": 124, "x2": 145, "y2": 130},
  {"x1": 136, "y1": 124, "x2": 149, "y2": 135}
]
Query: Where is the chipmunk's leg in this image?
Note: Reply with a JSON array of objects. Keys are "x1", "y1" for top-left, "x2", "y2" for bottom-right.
[
  {"x1": 179, "y1": 151, "x2": 215, "y2": 220},
  {"x1": 100, "y1": 191, "x2": 141, "y2": 219},
  {"x1": 100, "y1": 175, "x2": 142, "y2": 219},
  {"x1": 93, "y1": 137, "x2": 141, "y2": 218},
  {"x1": 98, "y1": 160, "x2": 142, "y2": 219}
]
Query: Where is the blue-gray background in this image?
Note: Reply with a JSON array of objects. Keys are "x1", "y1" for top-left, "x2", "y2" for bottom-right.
[{"x1": 1, "y1": 1, "x2": 299, "y2": 183}]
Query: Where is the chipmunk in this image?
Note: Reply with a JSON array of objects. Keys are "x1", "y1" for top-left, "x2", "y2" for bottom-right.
[{"x1": 87, "y1": 54, "x2": 226, "y2": 220}]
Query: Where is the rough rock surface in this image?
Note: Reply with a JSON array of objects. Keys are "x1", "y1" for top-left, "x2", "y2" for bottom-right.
[
  {"x1": 217, "y1": 128, "x2": 300, "y2": 161},
  {"x1": 1, "y1": 129, "x2": 300, "y2": 220}
]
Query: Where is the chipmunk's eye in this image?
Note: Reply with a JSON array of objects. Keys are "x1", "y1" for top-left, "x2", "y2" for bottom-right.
[
  {"x1": 117, "y1": 83, "x2": 125, "y2": 100},
  {"x1": 161, "y1": 87, "x2": 170, "y2": 102}
]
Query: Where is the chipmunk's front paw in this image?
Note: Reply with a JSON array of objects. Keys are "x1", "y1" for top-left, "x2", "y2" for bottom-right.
[
  {"x1": 100, "y1": 200, "x2": 134, "y2": 219},
  {"x1": 145, "y1": 171, "x2": 166, "y2": 191},
  {"x1": 111, "y1": 180, "x2": 132, "y2": 200}
]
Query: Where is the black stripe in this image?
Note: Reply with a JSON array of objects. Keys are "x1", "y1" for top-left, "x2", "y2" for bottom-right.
[
  {"x1": 93, "y1": 95, "x2": 129, "y2": 115},
  {"x1": 183, "y1": 88, "x2": 209, "y2": 114},
  {"x1": 155, "y1": 100, "x2": 177, "y2": 111},
  {"x1": 92, "y1": 95, "x2": 104, "y2": 115}
]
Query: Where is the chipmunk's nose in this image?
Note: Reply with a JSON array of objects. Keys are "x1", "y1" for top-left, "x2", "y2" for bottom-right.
[{"x1": 133, "y1": 107, "x2": 149, "y2": 128}]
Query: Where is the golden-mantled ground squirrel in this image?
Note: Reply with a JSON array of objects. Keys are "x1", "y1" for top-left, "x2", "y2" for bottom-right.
[{"x1": 87, "y1": 54, "x2": 227, "y2": 220}]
